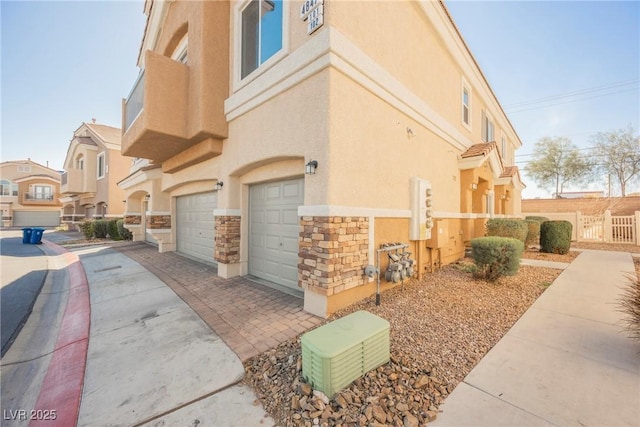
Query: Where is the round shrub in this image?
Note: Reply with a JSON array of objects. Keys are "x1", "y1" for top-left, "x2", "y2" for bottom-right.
[
  {"x1": 107, "y1": 219, "x2": 122, "y2": 241},
  {"x1": 485, "y1": 218, "x2": 528, "y2": 243},
  {"x1": 79, "y1": 220, "x2": 94, "y2": 239},
  {"x1": 93, "y1": 220, "x2": 108, "y2": 239},
  {"x1": 524, "y1": 219, "x2": 541, "y2": 247},
  {"x1": 471, "y1": 236, "x2": 524, "y2": 281},
  {"x1": 540, "y1": 220, "x2": 572, "y2": 254},
  {"x1": 117, "y1": 219, "x2": 133, "y2": 241},
  {"x1": 525, "y1": 216, "x2": 550, "y2": 223}
]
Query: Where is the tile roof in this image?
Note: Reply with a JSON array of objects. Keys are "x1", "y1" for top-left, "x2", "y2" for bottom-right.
[
  {"x1": 86, "y1": 123, "x2": 122, "y2": 145},
  {"x1": 500, "y1": 166, "x2": 519, "y2": 178},
  {"x1": 76, "y1": 136, "x2": 98, "y2": 146},
  {"x1": 460, "y1": 142, "x2": 497, "y2": 158}
]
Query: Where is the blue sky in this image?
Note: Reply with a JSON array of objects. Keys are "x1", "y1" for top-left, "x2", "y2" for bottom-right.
[{"x1": 1, "y1": 1, "x2": 639, "y2": 198}]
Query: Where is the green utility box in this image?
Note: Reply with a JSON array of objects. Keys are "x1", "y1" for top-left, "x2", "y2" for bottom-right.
[{"x1": 301, "y1": 310, "x2": 390, "y2": 397}]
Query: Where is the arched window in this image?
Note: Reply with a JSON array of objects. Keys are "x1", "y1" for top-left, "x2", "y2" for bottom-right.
[{"x1": 76, "y1": 154, "x2": 84, "y2": 170}]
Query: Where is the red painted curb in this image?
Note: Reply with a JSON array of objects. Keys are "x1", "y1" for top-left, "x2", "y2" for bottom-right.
[{"x1": 29, "y1": 241, "x2": 90, "y2": 427}]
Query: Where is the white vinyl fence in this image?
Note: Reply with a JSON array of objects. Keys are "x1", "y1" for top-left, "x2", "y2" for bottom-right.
[{"x1": 522, "y1": 210, "x2": 640, "y2": 246}]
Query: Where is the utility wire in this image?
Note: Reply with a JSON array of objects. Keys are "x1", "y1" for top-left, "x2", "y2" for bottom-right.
[
  {"x1": 506, "y1": 87, "x2": 639, "y2": 114},
  {"x1": 503, "y1": 79, "x2": 639, "y2": 109}
]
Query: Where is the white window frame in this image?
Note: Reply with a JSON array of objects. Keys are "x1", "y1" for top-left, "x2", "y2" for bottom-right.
[
  {"x1": 481, "y1": 110, "x2": 495, "y2": 143},
  {"x1": 97, "y1": 152, "x2": 106, "y2": 179},
  {"x1": 34, "y1": 184, "x2": 53, "y2": 200},
  {"x1": 17, "y1": 165, "x2": 31, "y2": 173},
  {"x1": 172, "y1": 34, "x2": 188, "y2": 64},
  {"x1": 461, "y1": 78, "x2": 471, "y2": 130},
  {"x1": 0, "y1": 180, "x2": 11, "y2": 196},
  {"x1": 233, "y1": 0, "x2": 289, "y2": 90},
  {"x1": 76, "y1": 155, "x2": 84, "y2": 170}
]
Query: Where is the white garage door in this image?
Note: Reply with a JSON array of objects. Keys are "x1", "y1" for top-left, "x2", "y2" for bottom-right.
[
  {"x1": 13, "y1": 211, "x2": 60, "y2": 227},
  {"x1": 176, "y1": 192, "x2": 217, "y2": 264},
  {"x1": 249, "y1": 178, "x2": 303, "y2": 291}
]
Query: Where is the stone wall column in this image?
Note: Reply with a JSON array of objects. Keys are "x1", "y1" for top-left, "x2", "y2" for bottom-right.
[
  {"x1": 214, "y1": 215, "x2": 241, "y2": 264},
  {"x1": 299, "y1": 216, "x2": 369, "y2": 317}
]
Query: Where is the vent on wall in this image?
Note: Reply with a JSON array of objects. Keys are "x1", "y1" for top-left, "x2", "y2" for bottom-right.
[{"x1": 301, "y1": 311, "x2": 390, "y2": 397}]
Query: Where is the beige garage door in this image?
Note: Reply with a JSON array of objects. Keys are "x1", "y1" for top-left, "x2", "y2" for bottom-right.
[
  {"x1": 249, "y1": 178, "x2": 303, "y2": 291},
  {"x1": 176, "y1": 192, "x2": 217, "y2": 264}
]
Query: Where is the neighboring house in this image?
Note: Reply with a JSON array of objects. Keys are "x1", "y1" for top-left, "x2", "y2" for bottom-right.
[
  {"x1": 60, "y1": 122, "x2": 129, "y2": 226},
  {"x1": 119, "y1": 0, "x2": 524, "y2": 317},
  {"x1": 0, "y1": 159, "x2": 62, "y2": 227},
  {"x1": 553, "y1": 191, "x2": 606, "y2": 199}
]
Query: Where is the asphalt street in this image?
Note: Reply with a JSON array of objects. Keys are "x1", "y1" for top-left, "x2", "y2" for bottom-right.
[{"x1": 0, "y1": 231, "x2": 48, "y2": 356}]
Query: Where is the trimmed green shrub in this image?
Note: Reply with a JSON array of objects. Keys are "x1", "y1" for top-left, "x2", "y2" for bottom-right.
[
  {"x1": 107, "y1": 219, "x2": 122, "y2": 241},
  {"x1": 471, "y1": 236, "x2": 524, "y2": 281},
  {"x1": 525, "y1": 216, "x2": 550, "y2": 223},
  {"x1": 93, "y1": 220, "x2": 108, "y2": 239},
  {"x1": 117, "y1": 219, "x2": 133, "y2": 241},
  {"x1": 486, "y1": 218, "x2": 528, "y2": 243},
  {"x1": 79, "y1": 220, "x2": 94, "y2": 239},
  {"x1": 540, "y1": 220, "x2": 572, "y2": 254},
  {"x1": 524, "y1": 219, "x2": 541, "y2": 246}
]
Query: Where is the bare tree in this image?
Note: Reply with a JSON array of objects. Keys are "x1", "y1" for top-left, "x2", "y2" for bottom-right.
[
  {"x1": 591, "y1": 125, "x2": 640, "y2": 197},
  {"x1": 525, "y1": 137, "x2": 594, "y2": 198}
]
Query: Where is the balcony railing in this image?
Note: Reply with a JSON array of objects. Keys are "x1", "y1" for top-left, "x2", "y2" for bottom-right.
[
  {"x1": 125, "y1": 71, "x2": 145, "y2": 131},
  {"x1": 23, "y1": 192, "x2": 59, "y2": 205}
]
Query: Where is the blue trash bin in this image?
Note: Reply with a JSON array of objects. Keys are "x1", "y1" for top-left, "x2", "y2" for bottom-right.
[
  {"x1": 22, "y1": 228, "x2": 33, "y2": 244},
  {"x1": 30, "y1": 227, "x2": 45, "y2": 244}
]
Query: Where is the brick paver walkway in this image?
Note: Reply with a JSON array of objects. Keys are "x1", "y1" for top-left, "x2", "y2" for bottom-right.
[{"x1": 115, "y1": 243, "x2": 323, "y2": 361}]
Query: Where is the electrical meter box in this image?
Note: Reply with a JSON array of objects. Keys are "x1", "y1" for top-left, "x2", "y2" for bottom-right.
[
  {"x1": 301, "y1": 311, "x2": 390, "y2": 397},
  {"x1": 410, "y1": 177, "x2": 433, "y2": 240}
]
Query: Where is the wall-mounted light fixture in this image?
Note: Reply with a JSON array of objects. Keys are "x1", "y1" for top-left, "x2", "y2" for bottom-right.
[
  {"x1": 215, "y1": 181, "x2": 224, "y2": 191},
  {"x1": 305, "y1": 160, "x2": 318, "y2": 175},
  {"x1": 144, "y1": 194, "x2": 150, "y2": 200},
  {"x1": 470, "y1": 183, "x2": 478, "y2": 190},
  {"x1": 406, "y1": 127, "x2": 415, "y2": 138},
  {"x1": 500, "y1": 194, "x2": 507, "y2": 200}
]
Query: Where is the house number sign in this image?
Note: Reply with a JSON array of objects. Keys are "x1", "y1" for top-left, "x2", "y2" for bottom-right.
[{"x1": 300, "y1": 0, "x2": 324, "y2": 35}]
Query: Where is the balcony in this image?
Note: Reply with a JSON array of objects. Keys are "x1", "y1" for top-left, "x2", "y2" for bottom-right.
[
  {"x1": 23, "y1": 192, "x2": 59, "y2": 205},
  {"x1": 122, "y1": 50, "x2": 192, "y2": 163},
  {"x1": 60, "y1": 169, "x2": 96, "y2": 194}
]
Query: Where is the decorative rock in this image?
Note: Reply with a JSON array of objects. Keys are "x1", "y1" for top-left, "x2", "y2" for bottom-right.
[
  {"x1": 313, "y1": 390, "x2": 330, "y2": 405},
  {"x1": 291, "y1": 395, "x2": 300, "y2": 410},
  {"x1": 300, "y1": 383, "x2": 312, "y2": 396},
  {"x1": 396, "y1": 403, "x2": 409, "y2": 412},
  {"x1": 335, "y1": 395, "x2": 348, "y2": 409},
  {"x1": 403, "y1": 413, "x2": 419, "y2": 427},
  {"x1": 372, "y1": 405, "x2": 386, "y2": 424},
  {"x1": 413, "y1": 375, "x2": 430, "y2": 389}
]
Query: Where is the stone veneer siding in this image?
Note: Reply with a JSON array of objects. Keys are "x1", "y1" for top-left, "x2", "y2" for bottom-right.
[
  {"x1": 299, "y1": 216, "x2": 369, "y2": 296},
  {"x1": 148, "y1": 215, "x2": 171, "y2": 229},
  {"x1": 215, "y1": 215, "x2": 240, "y2": 264},
  {"x1": 124, "y1": 215, "x2": 142, "y2": 225}
]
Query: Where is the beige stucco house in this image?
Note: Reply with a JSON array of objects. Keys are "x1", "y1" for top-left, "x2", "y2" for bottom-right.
[
  {"x1": 60, "y1": 122, "x2": 130, "y2": 226},
  {"x1": 119, "y1": 0, "x2": 524, "y2": 317},
  {"x1": 0, "y1": 159, "x2": 62, "y2": 227}
]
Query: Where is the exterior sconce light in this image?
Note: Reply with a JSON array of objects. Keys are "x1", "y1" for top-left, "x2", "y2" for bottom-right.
[
  {"x1": 144, "y1": 194, "x2": 150, "y2": 200},
  {"x1": 305, "y1": 160, "x2": 318, "y2": 175},
  {"x1": 215, "y1": 181, "x2": 224, "y2": 191},
  {"x1": 470, "y1": 183, "x2": 478, "y2": 190},
  {"x1": 500, "y1": 194, "x2": 507, "y2": 200}
]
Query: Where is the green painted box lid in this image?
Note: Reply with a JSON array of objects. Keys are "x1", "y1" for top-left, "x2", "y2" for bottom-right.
[{"x1": 301, "y1": 310, "x2": 389, "y2": 358}]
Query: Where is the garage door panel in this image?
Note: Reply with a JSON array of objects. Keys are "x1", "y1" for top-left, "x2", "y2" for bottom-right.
[
  {"x1": 266, "y1": 209, "x2": 280, "y2": 224},
  {"x1": 249, "y1": 178, "x2": 303, "y2": 291},
  {"x1": 176, "y1": 192, "x2": 216, "y2": 264},
  {"x1": 13, "y1": 211, "x2": 60, "y2": 227}
]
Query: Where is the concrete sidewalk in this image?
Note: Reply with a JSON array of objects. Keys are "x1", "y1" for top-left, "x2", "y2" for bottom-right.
[
  {"x1": 1, "y1": 232, "x2": 273, "y2": 426},
  {"x1": 433, "y1": 250, "x2": 640, "y2": 426}
]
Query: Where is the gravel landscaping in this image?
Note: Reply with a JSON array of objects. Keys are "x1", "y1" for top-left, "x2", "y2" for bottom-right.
[{"x1": 243, "y1": 262, "x2": 562, "y2": 427}]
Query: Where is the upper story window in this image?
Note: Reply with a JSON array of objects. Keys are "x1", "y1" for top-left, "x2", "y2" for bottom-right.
[
  {"x1": 241, "y1": 0, "x2": 283, "y2": 79},
  {"x1": 461, "y1": 81, "x2": 471, "y2": 128},
  {"x1": 97, "y1": 152, "x2": 106, "y2": 179},
  {"x1": 172, "y1": 35, "x2": 188, "y2": 64},
  {"x1": 76, "y1": 154, "x2": 84, "y2": 170},
  {"x1": 33, "y1": 185, "x2": 53, "y2": 200},
  {"x1": 17, "y1": 165, "x2": 31, "y2": 173},
  {"x1": 481, "y1": 110, "x2": 494, "y2": 142},
  {"x1": 0, "y1": 180, "x2": 18, "y2": 196}
]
